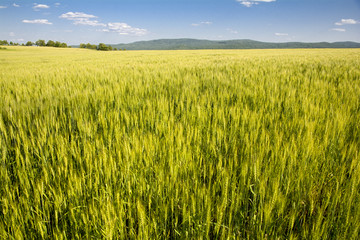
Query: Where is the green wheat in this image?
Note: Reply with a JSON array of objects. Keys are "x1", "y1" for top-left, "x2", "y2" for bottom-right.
[{"x1": 0, "y1": 47, "x2": 359, "y2": 239}]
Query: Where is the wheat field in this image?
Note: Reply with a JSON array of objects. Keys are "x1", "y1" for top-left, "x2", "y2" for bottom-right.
[{"x1": 0, "y1": 47, "x2": 360, "y2": 239}]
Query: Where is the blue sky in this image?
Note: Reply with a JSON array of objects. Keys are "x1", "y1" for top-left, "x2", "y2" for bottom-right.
[{"x1": 0, "y1": 0, "x2": 360, "y2": 45}]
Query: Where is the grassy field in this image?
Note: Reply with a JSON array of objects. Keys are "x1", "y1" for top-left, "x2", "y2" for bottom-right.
[{"x1": 0, "y1": 46, "x2": 360, "y2": 239}]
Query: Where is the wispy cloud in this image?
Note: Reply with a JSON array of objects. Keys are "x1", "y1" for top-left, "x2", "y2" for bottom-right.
[
  {"x1": 59, "y1": 12, "x2": 106, "y2": 26},
  {"x1": 236, "y1": 0, "x2": 276, "y2": 7},
  {"x1": 227, "y1": 28, "x2": 239, "y2": 34},
  {"x1": 74, "y1": 20, "x2": 105, "y2": 27},
  {"x1": 331, "y1": 28, "x2": 346, "y2": 32},
  {"x1": 13, "y1": 3, "x2": 20, "y2": 7},
  {"x1": 101, "y1": 23, "x2": 148, "y2": 36},
  {"x1": 275, "y1": 33, "x2": 288, "y2": 36},
  {"x1": 55, "y1": 3, "x2": 60, "y2": 6},
  {"x1": 335, "y1": 19, "x2": 359, "y2": 26},
  {"x1": 191, "y1": 21, "x2": 212, "y2": 27},
  {"x1": 9, "y1": 32, "x2": 15, "y2": 37},
  {"x1": 0, "y1": 6, "x2": 7, "y2": 9},
  {"x1": 22, "y1": 19, "x2": 52, "y2": 25},
  {"x1": 33, "y1": 4, "x2": 50, "y2": 11}
]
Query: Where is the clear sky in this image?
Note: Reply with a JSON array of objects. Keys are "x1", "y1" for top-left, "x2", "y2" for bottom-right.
[{"x1": 0, "y1": 0, "x2": 360, "y2": 45}]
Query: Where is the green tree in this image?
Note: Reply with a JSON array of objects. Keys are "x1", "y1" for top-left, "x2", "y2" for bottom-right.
[
  {"x1": 46, "y1": 40, "x2": 55, "y2": 47},
  {"x1": 97, "y1": 43, "x2": 109, "y2": 51},
  {"x1": 80, "y1": 43, "x2": 86, "y2": 48},
  {"x1": 86, "y1": 43, "x2": 97, "y2": 49},
  {"x1": 26, "y1": 41, "x2": 33, "y2": 46},
  {"x1": 36, "y1": 39, "x2": 46, "y2": 46},
  {"x1": 54, "y1": 41, "x2": 61, "y2": 47},
  {"x1": 60, "y1": 42, "x2": 67, "y2": 48},
  {"x1": 0, "y1": 40, "x2": 9, "y2": 45}
]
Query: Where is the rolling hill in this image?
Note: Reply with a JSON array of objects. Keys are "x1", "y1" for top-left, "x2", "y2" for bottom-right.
[{"x1": 108, "y1": 39, "x2": 360, "y2": 50}]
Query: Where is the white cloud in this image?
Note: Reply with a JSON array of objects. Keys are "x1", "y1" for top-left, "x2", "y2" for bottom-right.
[
  {"x1": 55, "y1": 3, "x2": 60, "y2": 6},
  {"x1": 335, "y1": 19, "x2": 359, "y2": 26},
  {"x1": 331, "y1": 28, "x2": 346, "y2": 32},
  {"x1": 0, "y1": 6, "x2": 7, "y2": 9},
  {"x1": 9, "y1": 32, "x2": 15, "y2": 37},
  {"x1": 191, "y1": 21, "x2": 212, "y2": 27},
  {"x1": 13, "y1": 3, "x2": 20, "y2": 7},
  {"x1": 17, "y1": 38, "x2": 25, "y2": 42},
  {"x1": 33, "y1": 4, "x2": 50, "y2": 10},
  {"x1": 60, "y1": 12, "x2": 97, "y2": 20},
  {"x1": 60, "y1": 11, "x2": 147, "y2": 35},
  {"x1": 102, "y1": 22, "x2": 148, "y2": 36},
  {"x1": 240, "y1": 2, "x2": 256, "y2": 7},
  {"x1": 22, "y1": 19, "x2": 52, "y2": 25},
  {"x1": 59, "y1": 12, "x2": 106, "y2": 26},
  {"x1": 236, "y1": 0, "x2": 276, "y2": 7},
  {"x1": 275, "y1": 33, "x2": 288, "y2": 36}
]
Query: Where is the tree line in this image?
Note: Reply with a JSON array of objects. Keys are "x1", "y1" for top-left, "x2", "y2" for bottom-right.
[
  {"x1": 0, "y1": 40, "x2": 69, "y2": 48},
  {"x1": 1, "y1": 40, "x2": 125, "y2": 51}
]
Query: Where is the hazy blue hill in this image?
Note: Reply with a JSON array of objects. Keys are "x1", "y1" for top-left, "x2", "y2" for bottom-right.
[{"x1": 109, "y1": 39, "x2": 360, "y2": 50}]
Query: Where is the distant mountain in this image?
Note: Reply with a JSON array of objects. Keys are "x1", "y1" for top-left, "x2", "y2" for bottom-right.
[{"x1": 109, "y1": 39, "x2": 360, "y2": 50}]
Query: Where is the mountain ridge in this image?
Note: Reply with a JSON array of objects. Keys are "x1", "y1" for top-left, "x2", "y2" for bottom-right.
[{"x1": 106, "y1": 38, "x2": 360, "y2": 50}]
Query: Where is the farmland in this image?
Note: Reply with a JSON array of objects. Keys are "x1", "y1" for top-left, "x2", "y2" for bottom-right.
[{"x1": 0, "y1": 47, "x2": 360, "y2": 239}]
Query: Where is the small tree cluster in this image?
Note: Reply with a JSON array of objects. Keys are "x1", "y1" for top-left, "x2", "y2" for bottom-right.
[
  {"x1": 80, "y1": 43, "x2": 97, "y2": 50},
  {"x1": 39, "y1": 40, "x2": 67, "y2": 48},
  {"x1": 0, "y1": 40, "x2": 9, "y2": 45},
  {"x1": 1, "y1": 40, "x2": 22, "y2": 46},
  {"x1": 54, "y1": 41, "x2": 68, "y2": 48},
  {"x1": 8, "y1": 41, "x2": 20, "y2": 46},
  {"x1": 36, "y1": 40, "x2": 46, "y2": 46},
  {"x1": 80, "y1": 43, "x2": 124, "y2": 51},
  {"x1": 46, "y1": 40, "x2": 55, "y2": 47},
  {"x1": 97, "y1": 43, "x2": 113, "y2": 51}
]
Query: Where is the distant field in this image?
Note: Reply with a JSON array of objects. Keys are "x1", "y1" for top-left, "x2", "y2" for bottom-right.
[{"x1": 0, "y1": 47, "x2": 360, "y2": 239}]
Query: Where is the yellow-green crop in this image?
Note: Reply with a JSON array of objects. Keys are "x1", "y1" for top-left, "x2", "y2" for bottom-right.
[{"x1": 0, "y1": 47, "x2": 360, "y2": 239}]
